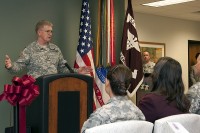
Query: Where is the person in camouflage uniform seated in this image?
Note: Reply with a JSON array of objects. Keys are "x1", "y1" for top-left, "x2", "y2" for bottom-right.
[
  {"x1": 187, "y1": 84, "x2": 200, "y2": 114},
  {"x1": 5, "y1": 20, "x2": 92, "y2": 78},
  {"x1": 81, "y1": 64, "x2": 145, "y2": 133}
]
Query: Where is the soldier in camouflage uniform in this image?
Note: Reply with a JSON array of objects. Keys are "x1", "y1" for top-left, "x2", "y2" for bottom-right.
[
  {"x1": 143, "y1": 51, "x2": 155, "y2": 74},
  {"x1": 189, "y1": 53, "x2": 200, "y2": 87},
  {"x1": 5, "y1": 20, "x2": 92, "y2": 78},
  {"x1": 187, "y1": 83, "x2": 200, "y2": 114},
  {"x1": 140, "y1": 51, "x2": 155, "y2": 90},
  {"x1": 81, "y1": 64, "x2": 145, "y2": 133}
]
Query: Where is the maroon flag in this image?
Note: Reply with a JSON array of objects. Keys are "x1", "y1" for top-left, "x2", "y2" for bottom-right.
[{"x1": 120, "y1": 0, "x2": 143, "y2": 97}]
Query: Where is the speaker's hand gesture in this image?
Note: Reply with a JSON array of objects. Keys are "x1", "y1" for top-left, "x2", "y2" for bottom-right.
[
  {"x1": 5, "y1": 55, "x2": 12, "y2": 69},
  {"x1": 78, "y1": 66, "x2": 93, "y2": 74}
]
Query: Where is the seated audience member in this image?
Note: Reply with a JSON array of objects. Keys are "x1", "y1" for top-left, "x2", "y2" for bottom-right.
[
  {"x1": 187, "y1": 83, "x2": 200, "y2": 114},
  {"x1": 189, "y1": 53, "x2": 200, "y2": 86},
  {"x1": 81, "y1": 64, "x2": 145, "y2": 133},
  {"x1": 138, "y1": 57, "x2": 190, "y2": 123}
]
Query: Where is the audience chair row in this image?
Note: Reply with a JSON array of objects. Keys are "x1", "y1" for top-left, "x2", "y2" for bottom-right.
[{"x1": 85, "y1": 114, "x2": 200, "y2": 133}]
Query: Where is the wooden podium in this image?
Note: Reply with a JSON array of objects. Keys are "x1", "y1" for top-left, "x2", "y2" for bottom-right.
[{"x1": 26, "y1": 73, "x2": 93, "y2": 133}]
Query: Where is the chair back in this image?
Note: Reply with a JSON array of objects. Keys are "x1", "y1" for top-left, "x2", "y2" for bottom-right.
[
  {"x1": 85, "y1": 120, "x2": 153, "y2": 133},
  {"x1": 153, "y1": 113, "x2": 200, "y2": 133}
]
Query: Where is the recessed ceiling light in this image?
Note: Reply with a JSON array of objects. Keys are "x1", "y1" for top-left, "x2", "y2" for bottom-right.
[{"x1": 142, "y1": 0, "x2": 196, "y2": 7}]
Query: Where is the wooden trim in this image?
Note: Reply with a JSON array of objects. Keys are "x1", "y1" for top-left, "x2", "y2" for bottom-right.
[{"x1": 48, "y1": 77, "x2": 88, "y2": 133}]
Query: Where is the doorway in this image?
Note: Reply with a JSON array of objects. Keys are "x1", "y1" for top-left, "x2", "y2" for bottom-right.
[{"x1": 188, "y1": 40, "x2": 200, "y2": 87}]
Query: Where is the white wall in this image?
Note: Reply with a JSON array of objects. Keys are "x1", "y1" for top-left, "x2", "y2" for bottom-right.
[{"x1": 134, "y1": 12, "x2": 200, "y2": 90}]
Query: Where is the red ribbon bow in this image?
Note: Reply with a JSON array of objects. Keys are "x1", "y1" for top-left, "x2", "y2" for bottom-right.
[{"x1": 0, "y1": 75, "x2": 40, "y2": 133}]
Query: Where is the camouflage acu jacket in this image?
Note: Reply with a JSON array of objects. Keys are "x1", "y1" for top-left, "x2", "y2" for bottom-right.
[
  {"x1": 8, "y1": 41, "x2": 72, "y2": 78},
  {"x1": 81, "y1": 96, "x2": 145, "y2": 133}
]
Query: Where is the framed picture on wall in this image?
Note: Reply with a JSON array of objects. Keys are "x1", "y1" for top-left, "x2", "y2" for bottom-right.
[
  {"x1": 139, "y1": 41, "x2": 165, "y2": 63},
  {"x1": 136, "y1": 41, "x2": 165, "y2": 105}
]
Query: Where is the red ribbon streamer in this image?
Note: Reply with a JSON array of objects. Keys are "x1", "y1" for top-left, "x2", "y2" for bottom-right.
[
  {"x1": 110, "y1": 0, "x2": 115, "y2": 66},
  {"x1": 0, "y1": 75, "x2": 39, "y2": 133}
]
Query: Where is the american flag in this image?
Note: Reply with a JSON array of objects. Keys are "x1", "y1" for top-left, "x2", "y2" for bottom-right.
[
  {"x1": 74, "y1": 0, "x2": 104, "y2": 109},
  {"x1": 120, "y1": 0, "x2": 143, "y2": 97}
]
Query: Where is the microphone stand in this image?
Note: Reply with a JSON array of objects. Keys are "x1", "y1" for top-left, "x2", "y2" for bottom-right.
[{"x1": 65, "y1": 63, "x2": 75, "y2": 73}]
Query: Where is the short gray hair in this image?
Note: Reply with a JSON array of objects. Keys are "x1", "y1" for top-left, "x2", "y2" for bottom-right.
[{"x1": 35, "y1": 20, "x2": 53, "y2": 33}]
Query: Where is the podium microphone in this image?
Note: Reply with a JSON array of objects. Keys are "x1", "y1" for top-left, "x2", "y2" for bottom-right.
[{"x1": 64, "y1": 62, "x2": 75, "y2": 73}]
